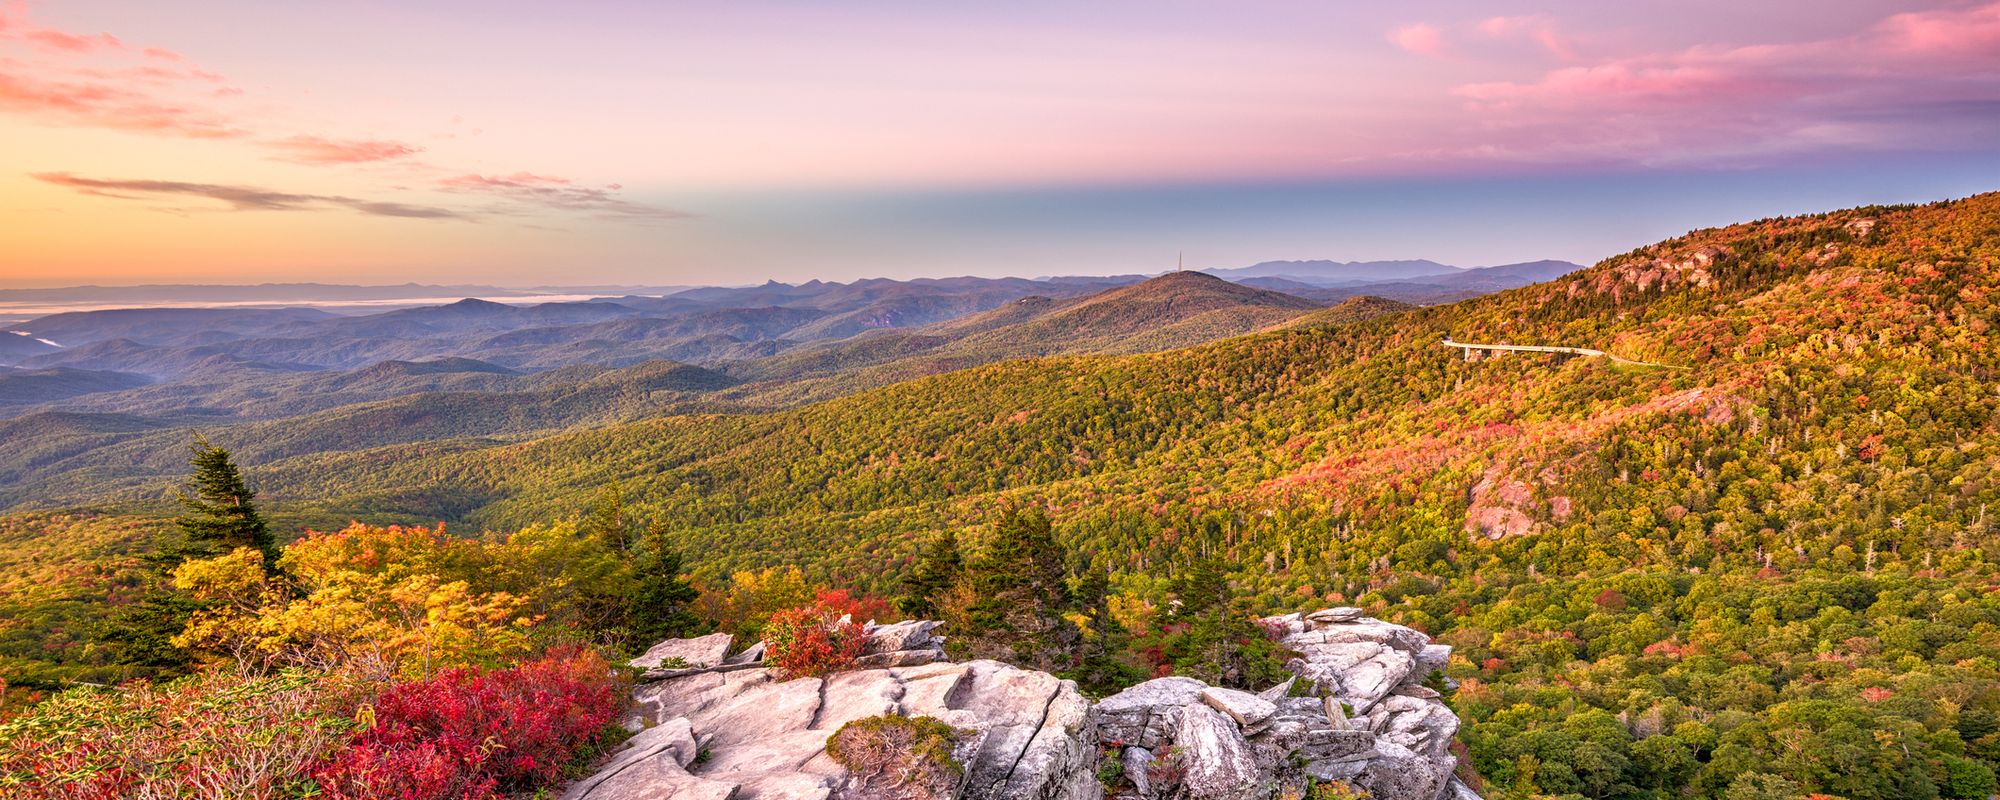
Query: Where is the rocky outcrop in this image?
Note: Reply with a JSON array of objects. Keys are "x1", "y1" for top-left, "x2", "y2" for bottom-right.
[
  {"x1": 1088, "y1": 608, "x2": 1469, "y2": 800},
  {"x1": 566, "y1": 610, "x2": 1477, "y2": 800}
]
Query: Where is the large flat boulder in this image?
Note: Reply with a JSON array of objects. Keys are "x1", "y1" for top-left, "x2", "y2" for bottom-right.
[
  {"x1": 632, "y1": 632, "x2": 736, "y2": 670},
  {"x1": 863, "y1": 619, "x2": 943, "y2": 654}
]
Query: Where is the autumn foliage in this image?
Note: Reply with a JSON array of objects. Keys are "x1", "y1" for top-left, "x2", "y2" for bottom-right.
[
  {"x1": 762, "y1": 604, "x2": 868, "y2": 679},
  {"x1": 0, "y1": 669, "x2": 359, "y2": 800},
  {"x1": 312, "y1": 647, "x2": 624, "y2": 800}
]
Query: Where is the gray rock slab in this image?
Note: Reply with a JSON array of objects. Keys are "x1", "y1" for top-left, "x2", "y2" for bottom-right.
[
  {"x1": 632, "y1": 632, "x2": 736, "y2": 670},
  {"x1": 1173, "y1": 703, "x2": 1265, "y2": 800},
  {"x1": 1199, "y1": 687, "x2": 1277, "y2": 728}
]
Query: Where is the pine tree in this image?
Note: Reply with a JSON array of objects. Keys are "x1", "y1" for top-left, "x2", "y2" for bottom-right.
[
  {"x1": 175, "y1": 435, "x2": 278, "y2": 571},
  {"x1": 626, "y1": 522, "x2": 703, "y2": 645},
  {"x1": 896, "y1": 531, "x2": 962, "y2": 618},
  {"x1": 1063, "y1": 565, "x2": 1145, "y2": 695}
]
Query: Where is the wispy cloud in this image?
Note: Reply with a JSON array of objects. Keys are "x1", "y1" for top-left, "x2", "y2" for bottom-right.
[
  {"x1": 0, "y1": 67, "x2": 244, "y2": 138},
  {"x1": 32, "y1": 172, "x2": 467, "y2": 219},
  {"x1": 1474, "y1": 15, "x2": 1578, "y2": 61},
  {"x1": 2, "y1": 3, "x2": 672, "y2": 225},
  {"x1": 262, "y1": 135, "x2": 423, "y2": 165},
  {"x1": 438, "y1": 172, "x2": 689, "y2": 220}
]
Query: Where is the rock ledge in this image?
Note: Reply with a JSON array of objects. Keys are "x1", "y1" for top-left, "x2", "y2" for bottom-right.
[{"x1": 564, "y1": 610, "x2": 1479, "y2": 800}]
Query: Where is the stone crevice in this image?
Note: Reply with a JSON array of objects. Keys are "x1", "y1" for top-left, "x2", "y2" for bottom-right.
[
  {"x1": 807, "y1": 676, "x2": 832, "y2": 730},
  {"x1": 997, "y1": 682, "x2": 1065, "y2": 790}
]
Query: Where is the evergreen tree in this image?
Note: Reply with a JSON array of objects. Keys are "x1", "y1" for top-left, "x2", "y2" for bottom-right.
[
  {"x1": 101, "y1": 435, "x2": 276, "y2": 676},
  {"x1": 1062, "y1": 565, "x2": 1145, "y2": 696},
  {"x1": 951, "y1": 508, "x2": 1078, "y2": 671},
  {"x1": 175, "y1": 436, "x2": 278, "y2": 571},
  {"x1": 896, "y1": 530, "x2": 961, "y2": 618},
  {"x1": 95, "y1": 584, "x2": 203, "y2": 678},
  {"x1": 626, "y1": 522, "x2": 703, "y2": 645},
  {"x1": 1158, "y1": 557, "x2": 1291, "y2": 689}
]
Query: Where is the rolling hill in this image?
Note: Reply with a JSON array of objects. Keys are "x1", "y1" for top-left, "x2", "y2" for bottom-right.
[
  {"x1": 0, "y1": 367, "x2": 152, "y2": 405},
  {"x1": 108, "y1": 192, "x2": 1983, "y2": 584},
  {"x1": 729, "y1": 271, "x2": 1324, "y2": 398},
  {"x1": 7, "y1": 194, "x2": 2000, "y2": 799}
]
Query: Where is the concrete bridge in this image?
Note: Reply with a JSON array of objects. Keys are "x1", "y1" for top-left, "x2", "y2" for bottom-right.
[{"x1": 1441, "y1": 338, "x2": 1685, "y2": 369}]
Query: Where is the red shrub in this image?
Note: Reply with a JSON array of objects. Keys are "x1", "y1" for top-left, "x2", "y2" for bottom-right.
[
  {"x1": 812, "y1": 588, "x2": 897, "y2": 624},
  {"x1": 313, "y1": 647, "x2": 624, "y2": 800},
  {"x1": 763, "y1": 606, "x2": 867, "y2": 679}
]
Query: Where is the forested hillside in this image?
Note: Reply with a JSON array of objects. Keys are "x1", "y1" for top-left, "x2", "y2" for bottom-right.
[{"x1": 4, "y1": 193, "x2": 1999, "y2": 798}]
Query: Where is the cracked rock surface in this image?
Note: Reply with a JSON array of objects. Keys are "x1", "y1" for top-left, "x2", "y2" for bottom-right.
[
  {"x1": 566, "y1": 610, "x2": 1477, "y2": 800},
  {"x1": 574, "y1": 660, "x2": 1095, "y2": 800}
]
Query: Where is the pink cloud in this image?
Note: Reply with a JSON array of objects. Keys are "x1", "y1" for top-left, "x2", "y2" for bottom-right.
[
  {"x1": 438, "y1": 172, "x2": 686, "y2": 219},
  {"x1": 22, "y1": 27, "x2": 118, "y2": 52},
  {"x1": 1877, "y1": 2, "x2": 2000, "y2": 55},
  {"x1": 1389, "y1": 23, "x2": 1447, "y2": 58},
  {"x1": 438, "y1": 172, "x2": 573, "y2": 189},
  {"x1": 264, "y1": 135, "x2": 423, "y2": 164},
  {"x1": 0, "y1": 68, "x2": 244, "y2": 138},
  {"x1": 1428, "y1": 1, "x2": 2000, "y2": 167},
  {"x1": 34, "y1": 172, "x2": 467, "y2": 219}
]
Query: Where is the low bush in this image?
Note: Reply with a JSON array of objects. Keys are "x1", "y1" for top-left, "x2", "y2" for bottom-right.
[
  {"x1": 311, "y1": 647, "x2": 626, "y2": 800},
  {"x1": 825, "y1": 714, "x2": 966, "y2": 800},
  {"x1": 763, "y1": 606, "x2": 868, "y2": 679},
  {"x1": 0, "y1": 669, "x2": 357, "y2": 800}
]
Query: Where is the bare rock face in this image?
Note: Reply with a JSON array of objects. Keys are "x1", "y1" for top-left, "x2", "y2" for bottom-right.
[
  {"x1": 1172, "y1": 704, "x2": 1264, "y2": 800},
  {"x1": 579, "y1": 655, "x2": 1097, "y2": 800},
  {"x1": 632, "y1": 632, "x2": 736, "y2": 671},
  {"x1": 1091, "y1": 610, "x2": 1470, "y2": 800},
  {"x1": 571, "y1": 611, "x2": 1474, "y2": 800},
  {"x1": 1094, "y1": 677, "x2": 1205, "y2": 750}
]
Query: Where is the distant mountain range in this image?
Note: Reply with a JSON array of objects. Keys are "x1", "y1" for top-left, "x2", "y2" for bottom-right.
[
  {"x1": 0, "y1": 282, "x2": 692, "y2": 304},
  {"x1": 0, "y1": 260, "x2": 1584, "y2": 329},
  {"x1": 1203, "y1": 259, "x2": 1584, "y2": 304},
  {"x1": 0, "y1": 269, "x2": 1372, "y2": 501}
]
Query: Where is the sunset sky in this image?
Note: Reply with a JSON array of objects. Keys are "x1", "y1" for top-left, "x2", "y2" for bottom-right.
[{"x1": 4, "y1": 0, "x2": 1999, "y2": 287}]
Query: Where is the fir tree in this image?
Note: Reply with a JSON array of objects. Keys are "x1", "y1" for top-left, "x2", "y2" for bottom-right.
[
  {"x1": 175, "y1": 435, "x2": 278, "y2": 571},
  {"x1": 1063, "y1": 565, "x2": 1145, "y2": 695},
  {"x1": 896, "y1": 530, "x2": 961, "y2": 618},
  {"x1": 1157, "y1": 557, "x2": 1291, "y2": 689},
  {"x1": 951, "y1": 508, "x2": 1078, "y2": 671},
  {"x1": 626, "y1": 522, "x2": 703, "y2": 645},
  {"x1": 102, "y1": 435, "x2": 276, "y2": 675}
]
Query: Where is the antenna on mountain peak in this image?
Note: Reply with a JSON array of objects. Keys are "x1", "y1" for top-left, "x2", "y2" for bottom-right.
[{"x1": 1178, "y1": 250, "x2": 1184, "y2": 271}]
